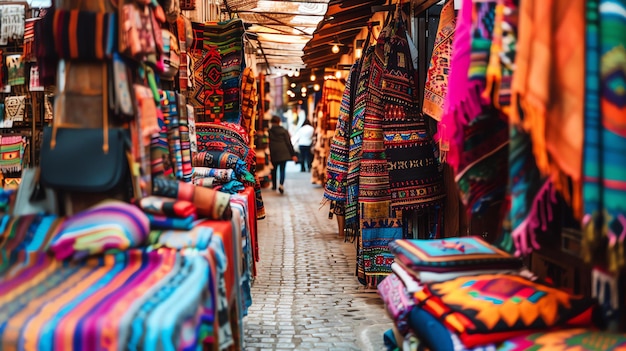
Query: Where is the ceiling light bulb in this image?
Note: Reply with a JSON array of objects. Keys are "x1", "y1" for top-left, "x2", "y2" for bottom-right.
[
  {"x1": 301, "y1": 93, "x2": 307, "y2": 97},
  {"x1": 288, "y1": 71, "x2": 293, "y2": 77},
  {"x1": 310, "y1": 74, "x2": 316, "y2": 81},
  {"x1": 335, "y1": 70, "x2": 342, "y2": 79},
  {"x1": 331, "y1": 44, "x2": 340, "y2": 54},
  {"x1": 301, "y1": 87, "x2": 307, "y2": 93},
  {"x1": 294, "y1": 71, "x2": 300, "y2": 77},
  {"x1": 314, "y1": 84, "x2": 320, "y2": 92},
  {"x1": 291, "y1": 83, "x2": 296, "y2": 88}
]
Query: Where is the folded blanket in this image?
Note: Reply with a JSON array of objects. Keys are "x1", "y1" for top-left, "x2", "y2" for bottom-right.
[
  {"x1": 139, "y1": 196, "x2": 196, "y2": 218},
  {"x1": 152, "y1": 177, "x2": 232, "y2": 220},
  {"x1": 147, "y1": 214, "x2": 195, "y2": 231},
  {"x1": 193, "y1": 167, "x2": 236, "y2": 182},
  {"x1": 148, "y1": 226, "x2": 213, "y2": 251}
]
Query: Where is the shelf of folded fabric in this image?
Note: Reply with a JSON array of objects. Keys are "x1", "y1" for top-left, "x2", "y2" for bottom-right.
[
  {"x1": 377, "y1": 236, "x2": 625, "y2": 351},
  {"x1": 0, "y1": 185, "x2": 257, "y2": 351}
]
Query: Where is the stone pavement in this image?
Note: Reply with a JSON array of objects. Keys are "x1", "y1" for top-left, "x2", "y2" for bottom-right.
[{"x1": 243, "y1": 163, "x2": 394, "y2": 351}]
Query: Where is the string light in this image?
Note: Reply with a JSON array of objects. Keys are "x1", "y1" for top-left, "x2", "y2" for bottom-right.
[
  {"x1": 331, "y1": 44, "x2": 340, "y2": 54},
  {"x1": 310, "y1": 73, "x2": 316, "y2": 81},
  {"x1": 314, "y1": 84, "x2": 320, "y2": 92}
]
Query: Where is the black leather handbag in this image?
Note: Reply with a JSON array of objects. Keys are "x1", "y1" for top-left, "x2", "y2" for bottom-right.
[{"x1": 40, "y1": 62, "x2": 130, "y2": 193}]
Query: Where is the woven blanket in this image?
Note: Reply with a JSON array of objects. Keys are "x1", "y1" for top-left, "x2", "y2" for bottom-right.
[
  {"x1": 152, "y1": 177, "x2": 232, "y2": 220},
  {"x1": 148, "y1": 226, "x2": 213, "y2": 250},
  {"x1": 423, "y1": 0, "x2": 456, "y2": 121},
  {"x1": 345, "y1": 44, "x2": 375, "y2": 228},
  {"x1": 358, "y1": 24, "x2": 403, "y2": 281},
  {"x1": 0, "y1": 249, "x2": 216, "y2": 351},
  {"x1": 178, "y1": 95, "x2": 193, "y2": 183},
  {"x1": 324, "y1": 61, "x2": 359, "y2": 202},
  {"x1": 193, "y1": 167, "x2": 236, "y2": 182},
  {"x1": 48, "y1": 200, "x2": 150, "y2": 261},
  {"x1": 147, "y1": 213, "x2": 195, "y2": 230},
  {"x1": 203, "y1": 19, "x2": 245, "y2": 123},
  {"x1": 240, "y1": 67, "x2": 257, "y2": 137},
  {"x1": 162, "y1": 90, "x2": 184, "y2": 180},
  {"x1": 382, "y1": 20, "x2": 445, "y2": 210},
  {"x1": 193, "y1": 151, "x2": 255, "y2": 184},
  {"x1": 203, "y1": 45, "x2": 224, "y2": 122},
  {"x1": 499, "y1": 328, "x2": 626, "y2": 351},
  {"x1": 138, "y1": 196, "x2": 196, "y2": 218},
  {"x1": 151, "y1": 101, "x2": 174, "y2": 179},
  {"x1": 582, "y1": 0, "x2": 626, "y2": 273},
  {"x1": 0, "y1": 136, "x2": 23, "y2": 173}
]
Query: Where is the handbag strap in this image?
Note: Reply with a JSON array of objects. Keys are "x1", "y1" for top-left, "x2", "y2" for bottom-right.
[{"x1": 50, "y1": 61, "x2": 110, "y2": 154}]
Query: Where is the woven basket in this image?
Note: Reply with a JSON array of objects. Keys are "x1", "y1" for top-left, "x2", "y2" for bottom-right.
[{"x1": 180, "y1": 0, "x2": 195, "y2": 10}]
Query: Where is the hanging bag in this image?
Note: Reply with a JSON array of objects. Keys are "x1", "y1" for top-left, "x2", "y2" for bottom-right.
[{"x1": 40, "y1": 61, "x2": 130, "y2": 192}]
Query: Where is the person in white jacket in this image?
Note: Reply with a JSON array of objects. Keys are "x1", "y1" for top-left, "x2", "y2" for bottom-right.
[{"x1": 291, "y1": 119, "x2": 315, "y2": 172}]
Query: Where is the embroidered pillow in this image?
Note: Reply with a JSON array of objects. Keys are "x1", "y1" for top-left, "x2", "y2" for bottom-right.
[
  {"x1": 48, "y1": 200, "x2": 150, "y2": 260},
  {"x1": 414, "y1": 274, "x2": 597, "y2": 348},
  {"x1": 389, "y1": 236, "x2": 523, "y2": 273},
  {"x1": 498, "y1": 328, "x2": 626, "y2": 351}
]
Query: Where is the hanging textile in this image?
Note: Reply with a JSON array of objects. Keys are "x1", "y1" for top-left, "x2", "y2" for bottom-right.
[
  {"x1": 203, "y1": 19, "x2": 245, "y2": 123},
  {"x1": 582, "y1": 0, "x2": 626, "y2": 273},
  {"x1": 204, "y1": 45, "x2": 224, "y2": 122},
  {"x1": 189, "y1": 22, "x2": 207, "y2": 122},
  {"x1": 240, "y1": 67, "x2": 257, "y2": 141},
  {"x1": 422, "y1": 0, "x2": 456, "y2": 121},
  {"x1": 0, "y1": 136, "x2": 23, "y2": 173},
  {"x1": 358, "y1": 22, "x2": 401, "y2": 284},
  {"x1": 511, "y1": 0, "x2": 586, "y2": 214},
  {"x1": 382, "y1": 20, "x2": 445, "y2": 211}
]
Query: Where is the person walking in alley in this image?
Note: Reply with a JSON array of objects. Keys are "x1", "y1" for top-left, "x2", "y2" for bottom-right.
[
  {"x1": 268, "y1": 115, "x2": 298, "y2": 194},
  {"x1": 291, "y1": 119, "x2": 314, "y2": 172}
]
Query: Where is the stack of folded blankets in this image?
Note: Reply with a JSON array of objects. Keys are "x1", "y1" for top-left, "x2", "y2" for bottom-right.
[{"x1": 378, "y1": 236, "x2": 626, "y2": 351}]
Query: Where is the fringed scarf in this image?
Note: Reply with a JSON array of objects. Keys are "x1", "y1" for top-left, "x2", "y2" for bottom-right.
[
  {"x1": 582, "y1": 0, "x2": 626, "y2": 273},
  {"x1": 423, "y1": 0, "x2": 456, "y2": 121},
  {"x1": 511, "y1": 0, "x2": 586, "y2": 215},
  {"x1": 439, "y1": 0, "x2": 484, "y2": 172}
]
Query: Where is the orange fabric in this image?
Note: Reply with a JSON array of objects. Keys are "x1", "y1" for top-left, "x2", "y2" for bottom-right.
[
  {"x1": 199, "y1": 220, "x2": 236, "y2": 304},
  {"x1": 511, "y1": 0, "x2": 585, "y2": 215}
]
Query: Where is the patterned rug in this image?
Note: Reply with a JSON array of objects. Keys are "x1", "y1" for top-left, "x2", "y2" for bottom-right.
[
  {"x1": 204, "y1": 45, "x2": 224, "y2": 123},
  {"x1": 423, "y1": 0, "x2": 456, "y2": 121}
]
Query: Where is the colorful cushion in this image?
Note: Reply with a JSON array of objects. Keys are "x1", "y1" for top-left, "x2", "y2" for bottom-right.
[
  {"x1": 389, "y1": 236, "x2": 523, "y2": 273},
  {"x1": 498, "y1": 328, "x2": 626, "y2": 351},
  {"x1": 48, "y1": 200, "x2": 150, "y2": 260},
  {"x1": 414, "y1": 274, "x2": 597, "y2": 348}
]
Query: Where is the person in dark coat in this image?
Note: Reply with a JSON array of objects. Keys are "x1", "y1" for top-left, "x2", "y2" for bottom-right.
[{"x1": 268, "y1": 115, "x2": 297, "y2": 194}]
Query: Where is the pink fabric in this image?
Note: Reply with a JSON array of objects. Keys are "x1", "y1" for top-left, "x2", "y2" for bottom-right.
[
  {"x1": 377, "y1": 274, "x2": 414, "y2": 334},
  {"x1": 439, "y1": 0, "x2": 483, "y2": 172}
]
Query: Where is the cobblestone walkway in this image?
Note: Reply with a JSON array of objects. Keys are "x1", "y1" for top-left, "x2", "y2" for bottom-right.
[{"x1": 243, "y1": 164, "x2": 393, "y2": 351}]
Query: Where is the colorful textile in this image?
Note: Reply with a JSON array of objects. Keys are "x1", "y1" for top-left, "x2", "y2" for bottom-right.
[
  {"x1": 161, "y1": 90, "x2": 184, "y2": 180},
  {"x1": 203, "y1": 19, "x2": 245, "y2": 123},
  {"x1": 377, "y1": 273, "x2": 414, "y2": 334},
  {"x1": 152, "y1": 176, "x2": 232, "y2": 220},
  {"x1": 414, "y1": 274, "x2": 597, "y2": 348},
  {"x1": 193, "y1": 167, "x2": 236, "y2": 183},
  {"x1": 324, "y1": 62, "x2": 358, "y2": 202},
  {"x1": 48, "y1": 200, "x2": 150, "y2": 261},
  {"x1": 423, "y1": 0, "x2": 456, "y2": 121},
  {"x1": 0, "y1": 214, "x2": 60, "y2": 273},
  {"x1": 581, "y1": 0, "x2": 626, "y2": 273},
  {"x1": 193, "y1": 151, "x2": 255, "y2": 184},
  {"x1": 389, "y1": 236, "x2": 522, "y2": 273},
  {"x1": 357, "y1": 24, "x2": 402, "y2": 281},
  {"x1": 150, "y1": 103, "x2": 174, "y2": 180},
  {"x1": 439, "y1": 0, "x2": 480, "y2": 172},
  {"x1": 382, "y1": 19, "x2": 445, "y2": 210},
  {"x1": 204, "y1": 45, "x2": 224, "y2": 122},
  {"x1": 0, "y1": 249, "x2": 216, "y2": 351},
  {"x1": 0, "y1": 136, "x2": 23, "y2": 173},
  {"x1": 138, "y1": 196, "x2": 196, "y2": 218},
  {"x1": 498, "y1": 328, "x2": 626, "y2": 351},
  {"x1": 178, "y1": 94, "x2": 193, "y2": 183},
  {"x1": 511, "y1": 0, "x2": 586, "y2": 212},
  {"x1": 147, "y1": 213, "x2": 195, "y2": 231},
  {"x1": 189, "y1": 21, "x2": 206, "y2": 122},
  {"x1": 148, "y1": 226, "x2": 214, "y2": 251},
  {"x1": 240, "y1": 67, "x2": 257, "y2": 139}
]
